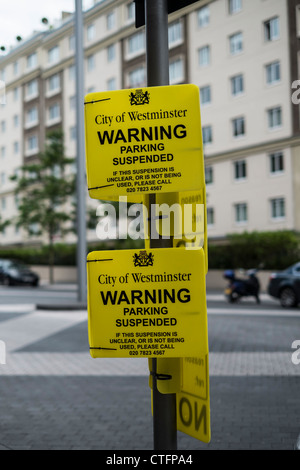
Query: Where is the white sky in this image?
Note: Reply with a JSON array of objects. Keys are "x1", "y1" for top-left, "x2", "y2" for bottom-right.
[{"x1": 0, "y1": 0, "x2": 94, "y2": 50}]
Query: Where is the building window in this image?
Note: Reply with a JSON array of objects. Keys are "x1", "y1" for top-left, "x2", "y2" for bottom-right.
[
  {"x1": 69, "y1": 64, "x2": 75, "y2": 80},
  {"x1": 234, "y1": 160, "x2": 247, "y2": 180},
  {"x1": 87, "y1": 24, "x2": 95, "y2": 41},
  {"x1": 232, "y1": 117, "x2": 245, "y2": 137},
  {"x1": 198, "y1": 5, "x2": 210, "y2": 28},
  {"x1": 268, "y1": 106, "x2": 282, "y2": 129},
  {"x1": 107, "y1": 11, "x2": 115, "y2": 30},
  {"x1": 168, "y1": 20, "x2": 183, "y2": 47},
  {"x1": 48, "y1": 103, "x2": 60, "y2": 122},
  {"x1": 69, "y1": 96, "x2": 76, "y2": 109},
  {"x1": 229, "y1": 0, "x2": 242, "y2": 14},
  {"x1": 266, "y1": 61, "x2": 281, "y2": 84},
  {"x1": 27, "y1": 52, "x2": 37, "y2": 69},
  {"x1": 205, "y1": 166, "x2": 213, "y2": 185},
  {"x1": 200, "y1": 85, "x2": 211, "y2": 105},
  {"x1": 13, "y1": 61, "x2": 19, "y2": 76},
  {"x1": 87, "y1": 54, "x2": 95, "y2": 71},
  {"x1": 25, "y1": 79, "x2": 38, "y2": 99},
  {"x1": 270, "y1": 197, "x2": 285, "y2": 219},
  {"x1": 127, "y1": 2, "x2": 135, "y2": 21},
  {"x1": 202, "y1": 125, "x2": 212, "y2": 144},
  {"x1": 107, "y1": 78, "x2": 117, "y2": 90},
  {"x1": 13, "y1": 141, "x2": 19, "y2": 154},
  {"x1": 107, "y1": 44, "x2": 116, "y2": 62},
  {"x1": 231, "y1": 74, "x2": 244, "y2": 95},
  {"x1": 13, "y1": 87, "x2": 19, "y2": 101},
  {"x1": 270, "y1": 151, "x2": 284, "y2": 174},
  {"x1": 27, "y1": 135, "x2": 38, "y2": 152},
  {"x1": 128, "y1": 67, "x2": 145, "y2": 88},
  {"x1": 207, "y1": 207, "x2": 215, "y2": 226},
  {"x1": 1, "y1": 120, "x2": 5, "y2": 133},
  {"x1": 229, "y1": 32, "x2": 243, "y2": 55},
  {"x1": 13, "y1": 115, "x2": 19, "y2": 127},
  {"x1": 198, "y1": 45, "x2": 210, "y2": 67},
  {"x1": 264, "y1": 17, "x2": 279, "y2": 41},
  {"x1": 70, "y1": 126, "x2": 77, "y2": 141},
  {"x1": 69, "y1": 35, "x2": 75, "y2": 51},
  {"x1": 26, "y1": 106, "x2": 38, "y2": 126},
  {"x1": 235, "y1": 203, "x2": 248, "y2": 223},
  {"x1": 127, "y1": 31, "x2": 145, "y2": 56},
  {"x1": 47, "y1": 74, "x2": 60, "y2": 94},
  {"x1": 1, "y1": 146, "x2": 5, "y2": 158},
  {"x1": 169, "y1": 58, "x2": 184, "y2": 84},
  {"x1": 48, "y1": 46, "x2": 59, "y2": 64}
]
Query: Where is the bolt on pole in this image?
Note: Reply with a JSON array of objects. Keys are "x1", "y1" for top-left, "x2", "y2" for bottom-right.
[
  {"x1": 75, "y1": 0, "x2": 87, "y2": 304},
  {"x1": 145, "y1": 0, "x2": 178, "y2": 451}
]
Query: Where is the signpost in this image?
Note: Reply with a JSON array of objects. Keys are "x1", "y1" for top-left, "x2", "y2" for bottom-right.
[
  {"x1": 84, "y1": 0, "x2": 210, "y2": 451},
  {"x1": 134, "y1": 0, "x2": 201, "y2": 28}
]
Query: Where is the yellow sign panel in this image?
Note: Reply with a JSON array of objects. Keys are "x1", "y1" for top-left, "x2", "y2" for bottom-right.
[
  {"x1": 177, "y1": 355, "x2": 211, "y2": 443},
  {"x1": 84, "y1": 84, "x2": 205, "y2": 200},
  {"x1": 148, "y1": 355, "x2": 210, "y2": 443},
  {"x1": 155, "y1": 189, "x2": 208, "y2": 272},
  {"x1": 87, "y1": 248, "x2": 208, "y2": 358}
]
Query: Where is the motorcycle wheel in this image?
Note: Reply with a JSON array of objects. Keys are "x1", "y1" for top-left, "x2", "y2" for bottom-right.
[{"x1": 229, "y1": 292, "x2": 240, "y2": 303}]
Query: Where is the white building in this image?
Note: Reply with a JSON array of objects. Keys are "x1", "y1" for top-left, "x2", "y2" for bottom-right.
[{"x1": 0, "y1": 0, "x2": 299, "y2": 247}]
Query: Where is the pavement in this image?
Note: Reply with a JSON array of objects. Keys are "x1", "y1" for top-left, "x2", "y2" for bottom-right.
[{"x1": 0, "y1": 289, "x2": 300, "y2": 451}]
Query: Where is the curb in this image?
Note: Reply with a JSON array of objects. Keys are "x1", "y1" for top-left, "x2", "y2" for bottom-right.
[{"x1": 36, "y1": 303, "x2": 87, "y2": 311}]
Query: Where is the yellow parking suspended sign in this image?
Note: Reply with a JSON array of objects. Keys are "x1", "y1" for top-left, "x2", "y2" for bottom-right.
[
  {"x1": 84, "y1": 84, "x2": 205, "y2": 200},
  {"x1": 177, "y1": 355, "x2": 211, "y2": 443},
  {"x1": 87, "y1": 247, "x2": 208, "y2": 358},
  {"x1": 147, "y1": 355, "x2": 211, "y2": 443}
]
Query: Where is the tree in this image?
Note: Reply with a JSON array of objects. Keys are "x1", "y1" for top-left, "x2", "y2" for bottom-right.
[
  {"x1": 11, "y1": 129, "x2": 76, "y2": 283},
  {"x1": 0, "y1": 214, "x2": 10, "y2": 237}
]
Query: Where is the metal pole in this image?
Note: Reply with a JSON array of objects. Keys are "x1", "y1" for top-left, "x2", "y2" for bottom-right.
[
  {"x1": 75, "y1": 0, "x2": 87, "y2": 304},
  {"x1": 145, "y1": 0, "x2": 178, "y2": 450}
]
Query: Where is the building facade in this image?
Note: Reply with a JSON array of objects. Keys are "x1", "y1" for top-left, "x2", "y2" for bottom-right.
[{"x1": 0, "y1": 0, "x2": 299, "y2": 247}]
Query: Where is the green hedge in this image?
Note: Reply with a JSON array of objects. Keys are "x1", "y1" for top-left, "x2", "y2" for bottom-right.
[
  {"x1": 0, "y1": 238, "x2": 144, "y2": 266},
  {"x1": 208, "y1": 231, "x2": 300, "y2": 270},
  {"x1": 1, "y1": 231, "x2": 299, "y2": 270}
]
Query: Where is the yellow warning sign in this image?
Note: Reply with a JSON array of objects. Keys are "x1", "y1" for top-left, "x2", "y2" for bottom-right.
[
  {"x1": 87, "y1": 248, "x2": 208, "y2": 358},
  {"x1": 84, "y1": 84, "x2": 205, "y2": 200},
  {"x1": 148, "y1": 355, "x2": 211, "y2": 443},
  {"x1": 154, "y1": 189, "x2": 207, "y2": 272},
  {"x1": 177, "y1": 355, "x2": 211, "y2": 443}
]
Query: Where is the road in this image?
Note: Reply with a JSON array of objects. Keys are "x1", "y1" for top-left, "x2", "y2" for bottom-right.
[
  {"x1": 0, "y1": 283, "x2": 78, "y2": 307},
  {"x1": 0, "y1": 285, "x2": 299, "y2": 450}
]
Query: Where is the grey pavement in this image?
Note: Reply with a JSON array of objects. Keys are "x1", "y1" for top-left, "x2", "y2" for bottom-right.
[{"x1": 0, "y1": 290, "x2": 299, "y2": 450}]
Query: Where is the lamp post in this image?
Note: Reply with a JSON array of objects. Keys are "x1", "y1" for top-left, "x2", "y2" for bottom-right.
[{"x1": 75, "y1": 0, "x2": 87, "y2": 305}]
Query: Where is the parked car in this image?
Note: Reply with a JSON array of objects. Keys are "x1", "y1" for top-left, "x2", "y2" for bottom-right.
[
  {"x1": 0, "y1": 259, "x2": 39, "y2": 287},
  {"x1": 268, "y1": 262, "x2": 300, "y2": 307}
]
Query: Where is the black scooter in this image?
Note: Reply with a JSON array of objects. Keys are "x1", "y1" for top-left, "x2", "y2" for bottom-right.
[{"x1": 223, "y1": 269, "x2": 261, "y2": 304}]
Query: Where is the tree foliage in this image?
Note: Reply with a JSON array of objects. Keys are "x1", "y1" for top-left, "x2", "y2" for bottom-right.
[{"x1": 11, "y1": 129, "x2": 75, "y2": 282}]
